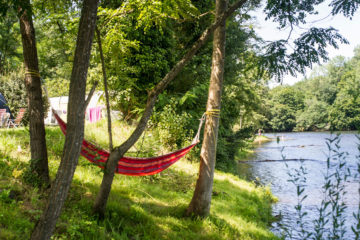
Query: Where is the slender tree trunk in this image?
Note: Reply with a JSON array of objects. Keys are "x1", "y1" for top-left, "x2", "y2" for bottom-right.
[
  {"x1": 186, "y1": 0, "x2": 228, "y2": 217},
  {"x1": 30, "y1": 1, "x2": 99, "y2": 239},
  {"x1": 93, "y1": 0, "x2": 247, "y2": 218},
  {"x1": 18, "y1": 0, "x2": 49, "y2": 186},
  {"x1": 95, "y1": 27, "x2": 113, "y2": 151}
]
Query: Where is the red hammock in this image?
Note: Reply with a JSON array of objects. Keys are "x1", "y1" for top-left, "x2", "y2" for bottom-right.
[{"x1": 53, "y1": 110, "x2": 201, "y2": 176}]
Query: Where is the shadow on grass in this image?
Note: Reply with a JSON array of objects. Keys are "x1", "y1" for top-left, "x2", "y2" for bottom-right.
[
  {"x1": 60, "y1": 179, "x2": 243, "y2": 240},
  {"x1": 62, "y1": 161, "x2": 278, "y2": 240}
]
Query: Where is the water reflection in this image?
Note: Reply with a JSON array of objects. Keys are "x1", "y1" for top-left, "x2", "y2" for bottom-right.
[{"x1": 237, "y1": 132, "x2": 359, "y2": 239}]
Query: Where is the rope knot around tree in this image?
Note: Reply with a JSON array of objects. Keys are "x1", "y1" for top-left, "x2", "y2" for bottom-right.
[
  {"x1": 25, "y1": 68, "x2": 41, "y2": 78},
  {"x1": 205, "y1": 109, "x2": 220, "y2": 118}
]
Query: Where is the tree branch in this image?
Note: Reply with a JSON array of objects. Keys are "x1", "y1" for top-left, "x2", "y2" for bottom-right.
[{"x1": 83, "y1": 81, "x2": 98, "y2": 112}]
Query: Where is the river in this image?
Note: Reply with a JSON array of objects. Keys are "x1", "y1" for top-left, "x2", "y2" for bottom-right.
[{"x1": 237, "y1": 132, "x2": 360, "y2": 239}]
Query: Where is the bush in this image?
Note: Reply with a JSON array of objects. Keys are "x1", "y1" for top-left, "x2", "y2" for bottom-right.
[
  {"x1": 0, "y1": 69, "x2": 50, "y2": 125},
  {"x1": 0, "y1": 69, "x2": 27, "y2": 114},
  {"x1": 153, "y1": 98, "x2": 194, "y2": 149}
]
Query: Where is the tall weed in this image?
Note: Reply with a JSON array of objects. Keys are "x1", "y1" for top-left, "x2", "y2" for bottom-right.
[{"x1": 281, "y1": 134, "x2": 357, "y2": 239}]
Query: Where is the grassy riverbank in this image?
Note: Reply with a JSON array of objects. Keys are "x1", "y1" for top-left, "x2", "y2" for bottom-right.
[
  {"x1": 0, "y1": 121, "x2": 278, "y2": 240},
  {"x1": 253, "y1": 135, "x2": 272, "y2": 144}
]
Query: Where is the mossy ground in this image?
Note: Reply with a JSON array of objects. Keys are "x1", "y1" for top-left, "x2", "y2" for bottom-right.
[{"x1": 0, "y1": 120, "x2": 279, "y2": 240}]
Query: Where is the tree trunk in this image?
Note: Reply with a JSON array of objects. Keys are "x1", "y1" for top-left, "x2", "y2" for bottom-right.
[
  {"x1": 18, "y1": 0, "x2": 49, "y2": 186},
  {"x1": 30, "y1": 0, "x2": 99, "y2": 239},
  {"x1": 186, "y1": 0, "x2": 228, "y2": 217},
  {"x1": 93, "y1": 0, "x2": 245, "y2": 218},
  {"x1": 95, "y1": 27, "x2": 113, "y2": 151},
  {"x1": 93, "y1": 94, "x2": 157, "y2": 218}
]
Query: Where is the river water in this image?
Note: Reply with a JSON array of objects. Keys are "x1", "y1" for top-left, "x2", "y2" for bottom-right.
[{"x1": 237, "y1": 132, "x2": 360, "y2": 239}]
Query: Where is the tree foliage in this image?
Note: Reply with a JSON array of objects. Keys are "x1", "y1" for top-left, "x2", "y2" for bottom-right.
[
  {"x1": 0, "y1": 11, "x2": 21, "y2": 73},
  {"x1": 262, "y1": 46, "x2": 360, "y2": 132}
]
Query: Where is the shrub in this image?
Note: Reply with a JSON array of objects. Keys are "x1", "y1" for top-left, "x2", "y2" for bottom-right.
[
  {"x1": 0, "y1": 69, "x2": 50, "y2": 124},
  {"x1": 0, "y1": 69, "x2": 27, "y2": 114},
  {"x1": 153, "y1": 98, "x2": 194, "y2": 149}
]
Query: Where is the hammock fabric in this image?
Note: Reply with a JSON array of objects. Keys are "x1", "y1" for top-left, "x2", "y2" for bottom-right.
[{"x1": 53, "y1": 110, "x2": 200, "y2": 176}]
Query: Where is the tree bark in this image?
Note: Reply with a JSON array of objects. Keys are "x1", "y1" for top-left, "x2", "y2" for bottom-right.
[
  {"x1": 186, "y1": 0, "x2": 228, "y2": 217},
  {"x1": 93, "y1": 0, "x2": 246, "y2": 218},
  {"x1": 30, "y1": 0, "x2": 99, "y2": 239},
  {"x1": 18, "y1": 0, "x2": 49, "y2": 186}
]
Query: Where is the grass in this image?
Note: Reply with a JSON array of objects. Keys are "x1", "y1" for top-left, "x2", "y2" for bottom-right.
[{"x1": 0, "y1": 120, "x2": 279, "y2": 240}]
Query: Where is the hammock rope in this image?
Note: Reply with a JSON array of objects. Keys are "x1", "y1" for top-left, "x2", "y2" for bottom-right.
[{"x1": 205, "y1": 109, "x2": 220, "y2": 118}]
